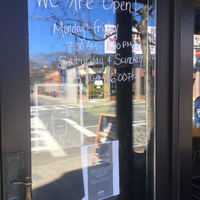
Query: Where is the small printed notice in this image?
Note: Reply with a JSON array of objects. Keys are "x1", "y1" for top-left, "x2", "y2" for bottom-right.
[
  {"x1": 104, "y1": 25, "x2": 117, "y2": 54},
  {"x1": 81, "y1": 140, "x2": 119, "y2": 200}
]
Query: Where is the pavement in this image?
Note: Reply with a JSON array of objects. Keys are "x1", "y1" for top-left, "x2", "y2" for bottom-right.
[
  {"x1": 32, "y1": 94, "x2": 145, "y2": 106},
  {"x1": 30, "y1": 94, "x2": 147, "y2": 199}
]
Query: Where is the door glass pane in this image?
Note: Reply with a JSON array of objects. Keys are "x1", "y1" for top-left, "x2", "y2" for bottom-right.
[
  {"x1": 132, "y1": 2, "x2": 156, "y2": 199},
  {"x1": 28, "y1": 0, "x2": 156, "y2": 199}
]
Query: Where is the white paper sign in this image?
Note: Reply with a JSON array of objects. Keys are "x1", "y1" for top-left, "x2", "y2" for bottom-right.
[{"x1": 81, "y1": 140, "x2": 119, "y2": 200}]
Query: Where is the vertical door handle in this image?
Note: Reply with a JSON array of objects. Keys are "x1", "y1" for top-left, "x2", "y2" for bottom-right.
[{"x1": 10, "y1": 176, "x2": 32, "y2": 200}]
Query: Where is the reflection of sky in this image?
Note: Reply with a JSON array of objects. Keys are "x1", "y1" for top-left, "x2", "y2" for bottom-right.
[
  {"x1": 28, "y1": 0, "x2": 156, "y2": 59},
  {"x1": 28, "y1": 0, "x2": 115, "y2": 57}
]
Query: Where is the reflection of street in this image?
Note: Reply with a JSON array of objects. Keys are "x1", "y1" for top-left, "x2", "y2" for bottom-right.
[
  {"x1": 30, "y1": 95, "x2": 146, "y2": 195},
  {"x1": 31, "y1": 95, "x2": 146, "y2": 154}
]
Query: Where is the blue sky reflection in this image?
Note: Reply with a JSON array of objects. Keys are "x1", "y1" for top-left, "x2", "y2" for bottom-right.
[{"x1": 28, "y1": 0, "x2": 115, "y2": 57}]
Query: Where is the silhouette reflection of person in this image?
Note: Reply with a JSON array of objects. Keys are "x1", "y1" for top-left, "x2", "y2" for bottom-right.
[
  {"x1": 99, "y1": 122, "x2": 112, "y2": 143},
  {"x1": 95, "y1": 122, "x2": 113, "y2": 163}
]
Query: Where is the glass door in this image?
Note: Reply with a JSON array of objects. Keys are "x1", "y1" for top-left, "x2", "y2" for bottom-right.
[
  {"x1": 28, "y1": 0, "x2": 156, "y2": 199},
  {"x1": 1, "y1": 0, "x2": 197, "y2": 199}
]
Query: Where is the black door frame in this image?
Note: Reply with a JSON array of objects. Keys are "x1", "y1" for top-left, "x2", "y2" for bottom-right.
[
  {"x1": 156, "y1": 0, "x2": 172, "y2": 199},
  {"x1": 172, "y1": 0, "x2": 193, "y2": 200},
  {"x1": 0, "y1": 0, "x2": 31, "y2": 199},
  {"x1": 0, "y1": 0, "x2": 194, "y2": 199},
  {"x1": 156, "y1": 0, "x2": 193, "y2": 199}
]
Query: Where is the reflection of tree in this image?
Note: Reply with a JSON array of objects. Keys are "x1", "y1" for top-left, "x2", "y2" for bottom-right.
[
  {"x1": 30, "y1": 0, "x2": 115, "y2": 43},
  {"x1": 131, "y1": 5, "x2": 155, "y2": 200},
  {"x1": 29, "y1": 51, "x2": 72, "y2": 85},
  {"x1": 132, "y1": 4, "x2": 155, "y2": 142},
  {"x1": 30, "y1": 1, "x2": 155, "y2": 198},
  {"x1": 30, "y1": 1, "x2": 155, "y2": 142},
  {"x1": 29, "y1": 59, "x2": 46, "y2": 86}
]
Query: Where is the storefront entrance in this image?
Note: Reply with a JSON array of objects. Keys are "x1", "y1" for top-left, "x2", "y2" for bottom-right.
[{"x1": 0, "y1": 0, "x2": 195, "y2": 200}]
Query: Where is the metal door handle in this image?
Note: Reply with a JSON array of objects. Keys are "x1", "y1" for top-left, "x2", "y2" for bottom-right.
[{"x1": 10, "y1": 176, "x2": 32, "y2": 200}]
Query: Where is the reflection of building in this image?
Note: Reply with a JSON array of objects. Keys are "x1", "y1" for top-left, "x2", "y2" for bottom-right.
[
  {"x1": 44, "y1": 69, "x2": 61, "y2": 96},
  {"x1": 41, "y1": 54, "x2": 156, "y2": 101},
  {"x1": 60, "y1": 54, "x2": 115, "y2": 101},
  {"x1": 57, "y1": 54, "x2": 156, "y2": 101}
]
